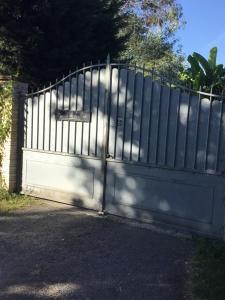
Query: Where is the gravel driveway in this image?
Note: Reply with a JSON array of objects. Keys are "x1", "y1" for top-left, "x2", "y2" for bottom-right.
[{"x1": 0, "y1": 200, "x2": 193, "y2": 300}]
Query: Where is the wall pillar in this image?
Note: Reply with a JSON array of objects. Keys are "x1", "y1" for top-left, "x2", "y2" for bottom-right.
[{"x1": 1, "y1": 82, "x2": 28, "y2": 192}]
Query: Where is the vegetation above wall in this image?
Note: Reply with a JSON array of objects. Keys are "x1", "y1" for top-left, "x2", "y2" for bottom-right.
[
  {"x1": 0, "y1": 0, "x2": 224, "y2": 94},
  {"x1": 0, "y1": 0, "x2": 127, "y2": 87},
  {"x1": 182, "y1": 47, "x2": 225, "y2": 94},
  {"x1": 0, "y1": 0, "x2": 186, "y2": 87},
  {"x1": 120, "y1": 0, "x2": 185, "y2": 82}
]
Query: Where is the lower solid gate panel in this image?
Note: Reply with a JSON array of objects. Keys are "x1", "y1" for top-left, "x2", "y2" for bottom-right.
[
  {"x1": 22, "y1": 149, "x2": 103, "y2": 211},
  {"x1": 105, "y1": 160, "x2": 225, "y2": 237}
]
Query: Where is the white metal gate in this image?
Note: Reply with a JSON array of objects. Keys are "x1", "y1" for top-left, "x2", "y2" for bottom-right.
[{"x1": 22, "y1": 58, "x2": 225, "y2": 237}]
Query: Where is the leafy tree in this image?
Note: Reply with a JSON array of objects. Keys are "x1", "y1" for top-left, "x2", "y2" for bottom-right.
[
  {"x1": 183, "y1": 47, "x2": 225, "y2": 93},
  {"x1": 123, "y1": 0, "x2": 184, "y2": 35},
  {"x1": 0, "y1": 0, "x2": 126, "y2": 87},
  {"x1": 120, "y1": 0, "x2": 185, "y2": 81}
]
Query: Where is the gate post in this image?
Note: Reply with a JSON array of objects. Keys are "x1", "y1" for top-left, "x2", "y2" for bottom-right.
[
  {"x1": 99, "y1": 55, "x2": 111, "y2": 213},
  {"x1": 1, "y1": 82, "x2": 28, "y2": 192}
]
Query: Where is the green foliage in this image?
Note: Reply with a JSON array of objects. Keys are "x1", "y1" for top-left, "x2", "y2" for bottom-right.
[
  {"x1": 183, "y1": 47, "x2": 225, "y2": 93},
  {"x1": 0, "y1": 0, "x2": 185, "y2": 86},
  {"x1": 0, "y1": 0, "x2": 126, "y2": 87},
  {"x1": 0, "y1": 188, "x2": 34, "y2": 213},
  {"x1": 208, "y1": 47, "x2": 217, "y2": 69},
  {"x1": 123, "y1": 0, "x2": 184, "y2": 35},
  {"x1": 120, "y1": 1, "x2": 185, "y2": 82},
  {"x1": 0, "y1": 81, "x2": 13, "y2": 175},
  {"x1": 192, "y1": 238, "x2": 225, "y2": 300}
]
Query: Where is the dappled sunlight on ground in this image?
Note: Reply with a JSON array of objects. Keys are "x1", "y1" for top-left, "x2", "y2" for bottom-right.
[
  {"x1": 4, "y1": 283, "x2": 80, "y2": 299},
  {"x1": 0, "y1": 201, "x2": 193, "y2": 300}
]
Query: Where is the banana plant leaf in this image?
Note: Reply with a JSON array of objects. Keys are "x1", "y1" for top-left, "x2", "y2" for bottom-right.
[
  {"x1": 208, "y1": 47, "x2": 217, "y2": 69},
  {"x1": 187, "y1": 55, "x2": 204, "y2": 78},
  {"x1": 193, "y1": 52, "x2": 212, "y2": 78}
]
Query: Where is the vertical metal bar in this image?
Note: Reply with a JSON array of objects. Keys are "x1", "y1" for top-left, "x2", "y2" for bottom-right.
[
  {"x1": 81, "y1": 64, "x2": 85, "y2": 155},
  {"x1": 163, "y1": 83, "x2": 172, "y2": 165},
  {"x1": 48, "y1": 85, "x2": 52, "y2": 151},
  {"x1": 74, "y1": 68, "x2": 78, "y2": 154},
  {"x1": 194, "y1": 90, "x2": 202, "y2": 169},
  {"x1": 15, "y1": 90, "x2": 26, "y2": 192},
  {"x1": 24, "y1": 97, "x2": 28, "y2": 148},
  {"x1": 114, "y1": 65, "x2": 120, "y2": 159},
  {"x1": 87, "y1": 63, "x2": 93, "y2": 156},
  {"x1": 138, "y1": 66, "x2": 145, "y2": 162},
  {"x1": 106, "y1": 66, "x2": 112, "y2": 156},
  {"x1": 24, "y1": 97, "x2": 26, "y2": 148},
  {"x1": 95, "y1": 62, "x2": 101, "y2": 156},
  {"x1": 173, "y1": 89, "x2": 181, "y2": 167},
  {"x1": 204, "y1": 90, "x2": 212, "y2": 170},
  {"x1": 43, "y1": 90, "x2": 46, "y2": 150},
  {"x1": 122, "y1": 66, "x2": 129, "y2": 160},
  {"x1": 100, "y1": 55, "x2": 111, "y2": 212},
  {"x1": 183, "y1": 90, "x2": 191, "y2": 168},
  {"x1": 130, "y1": 65, "x2": 137, "y2": 161},
  {"x1": 61, "y1": 77, "x2": 65, "y2": 152},
  {"x1": 155, "y1": 82, "x2": 162, "y2": 164},
  {"x1": 147, "y1": 70, "x2": 154, "y2": 163},
  {"x1": 67, "y1": 73, "x2": 72, "y2": 153},
  {"x1": 54, "y1": 81, "x2": 59, "y2": 152},
  {"x1": 31, "y1": 93, "x2": 34, "y2": 149},
  {"x1": 216, "y1": 101, "x2": 223, "y2": 172},
  {"x1": 37, "y1": 93, "x2": 40, "y2": 149}
]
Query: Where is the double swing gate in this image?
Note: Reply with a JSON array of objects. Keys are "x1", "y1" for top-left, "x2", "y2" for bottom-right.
[{"x1": 22, "y1": 59, "x2": 225, "y2": 237}]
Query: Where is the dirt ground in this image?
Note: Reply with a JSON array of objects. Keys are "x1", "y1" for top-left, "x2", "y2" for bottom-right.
[{"x1": 0, "y1": 200, "x2": 193, "y2": 300}]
